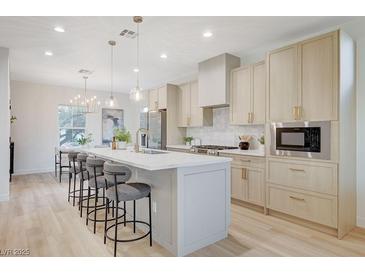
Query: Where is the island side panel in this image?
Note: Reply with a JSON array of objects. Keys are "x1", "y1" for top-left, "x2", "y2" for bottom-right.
[
  {"x1": 176, "y1": 162, "x2": 231, "y2": 256},
  {"x1": 126, "y1": 167, "x2": 179, "y2": 255}
]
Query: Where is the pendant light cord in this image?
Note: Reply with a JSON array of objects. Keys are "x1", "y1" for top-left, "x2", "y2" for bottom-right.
[
  {"x1": 110, "y1": 43, "x2": 114, "y2": 98},
  {"x1": 136, "y1": 22, "x2": 140, "y2": 88}
]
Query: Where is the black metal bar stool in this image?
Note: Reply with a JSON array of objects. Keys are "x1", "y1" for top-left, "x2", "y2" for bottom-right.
[
  {"x1": 85, "y1": 157, "x2": 125, "y2": 234},
  {"x1": 67, "y1": 151, "x2": 79, "y2": 205},
  {"x1": 103, "y1": 161, "x2": 152, "y2": 257},
  {"x1": 55, "y1": 148, "x2": 71, "y2": 183},
  {"x1": 77, "y1": 152, "x2": 89, "y2": 217}
]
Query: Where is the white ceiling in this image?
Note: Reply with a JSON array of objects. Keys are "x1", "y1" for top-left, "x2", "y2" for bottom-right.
[{"x1": 0, "y1": 16, "x2": 355, "y2": 93}]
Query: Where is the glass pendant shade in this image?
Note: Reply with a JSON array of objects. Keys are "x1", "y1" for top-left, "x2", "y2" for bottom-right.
[{"x1": 129, "y1": 86, "x2": 142, "y2": 102}]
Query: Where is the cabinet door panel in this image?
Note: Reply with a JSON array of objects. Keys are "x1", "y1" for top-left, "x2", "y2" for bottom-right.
[
  {"x1": 177, "y1": 83, "x2": 190, "y2": 127},
  {"x1": 246, "y1": 168, "x2": 265, "y2": 206},
  {"x1": 148, "y1": 89, "x2": 159, "y2": 111},
  {"x1": 231, "y1": 166, "x2": 245, "y2": 200},
  {"x1": 190, "y1": 81, "x2": 203, "y2": 127},
  {"x1": 158, "y1": 86, "x2": 167, "y2": 109},
  {"x1": 268, "y1": 45, "x2": 298, "y2": 122},
  {"x1": 301, "y1": 32, "x2": 338, "y2": 121},
  {"x1": 252, "y1": 62, "x2": 266, "y2": 124},
  {"x1": 230, "y1": 67, "x2": 251, "y2": 124}
]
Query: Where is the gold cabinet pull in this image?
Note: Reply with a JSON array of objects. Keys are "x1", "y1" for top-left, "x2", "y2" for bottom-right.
[
  {"x1": 250, "y1": 112, "x2": 254, "y2": 123},
  {"x1": 187, "y1": 117, "x2": 191, "y2": 126},
  {"x1": 297, "y1": 106, "x2": 302, "y2": 120},
  {"x1": 289, "y1": 195, "x2": 305, "y2": 201},
  {"x1": 289, "y1": 168, "x2": 305, "y2": 172},
  {"x1": 247, "y1": 112, "x2": 251, "y2": 123}
]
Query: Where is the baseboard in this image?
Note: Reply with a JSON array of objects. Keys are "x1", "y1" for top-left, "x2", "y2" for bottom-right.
[
  {"x1": 357, "y1": 216, "x2": 365, "y2": 228},
  {"x1": 0, "y1": 193, "x2": 9, "y2": 202},
  {"x1": 13, "y1": 167, "x2": 54, "y2": 176}
]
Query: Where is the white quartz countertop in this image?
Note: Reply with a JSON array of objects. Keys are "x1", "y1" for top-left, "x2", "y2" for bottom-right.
[
  {"x1": 219, "y1": 149, "x2": 265, "y2": 157},
  {"x1": 166, "y1": 144, "x2": 192, "y2": 150},
  {"x1": 81, "y1": 147, "x2": 231, "y2": 171}
]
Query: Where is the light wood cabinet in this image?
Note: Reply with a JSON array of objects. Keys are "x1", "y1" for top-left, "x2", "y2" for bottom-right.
[
  {"x1": 158, "y1": 86, "x2": 167, "y2": 109},
  {"x1": 267, "y1": 45, "x2": 299, "y2": 122},
  {"x1": 177, "y1": 81, "x2": 213, "y2": 127},
  {"x1": 230, "y1": 61, "x2": 265, "y2": 125},
  {"x1": 300, "y1": 32, "x2": 338, "y2": 121},
  {"x1": 267, "y1": 31, "x2": 338, "y2": 122},
  {"x1": 148, "y1": 88, "x2": 159, "y2": 111}
]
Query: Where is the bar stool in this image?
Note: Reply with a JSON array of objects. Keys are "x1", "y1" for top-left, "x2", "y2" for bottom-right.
[
  {"x1": 77, "y1": 152, "x2": 89, "y2": 217},
  {"x1": 67, "y1": 151, "x2": 79, "y2": 205},
  {"x1": 55, "y1": 148, "x2": 71, "y2": 183},
  {"x1": 103, "y1": 161, "x2": 152, "y2": 257},
  {"x1": 85, "y1": 157, "x2": 125, "y2": 234}
]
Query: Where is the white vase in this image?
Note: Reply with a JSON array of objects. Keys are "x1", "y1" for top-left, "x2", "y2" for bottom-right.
[{"x1": 117, "y1": 141, "x2": 127, "y2": 149}]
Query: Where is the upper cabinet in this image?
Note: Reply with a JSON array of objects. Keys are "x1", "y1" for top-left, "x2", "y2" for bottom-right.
[
  {"x1": 230, "y1": 61, "x2": 266, "y2": 125},
  {"x1": 198, "y1": 53, "x2": 240, "y2": 108},
  {"x1": 148, "y1": 85, "x2": 168, "y2": 111},
  {"x1": 177, "y1": 80, "x2": 213, "y2": 127},
  {"x1": 267, "y1": 31, "x2": 338, "y2": 122}
]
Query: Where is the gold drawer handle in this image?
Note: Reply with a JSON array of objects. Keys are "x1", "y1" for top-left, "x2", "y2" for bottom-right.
[
  {"x1": 240, "y1": 159, "x2": 251, "y2": 162},
  {"x1": 289, "y1": 195, "x2": 305, "y2": 201},
  {"x1": 241, "y1": 168, "x2": 248, "y2": 180},
  {"x1": 289, "y1": 168, "x2": 305, "y2": 172}
]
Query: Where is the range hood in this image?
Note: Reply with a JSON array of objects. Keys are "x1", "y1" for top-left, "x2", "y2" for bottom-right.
[{"x1": 198, "y1": 53, "x2": 240, "y2": 108}]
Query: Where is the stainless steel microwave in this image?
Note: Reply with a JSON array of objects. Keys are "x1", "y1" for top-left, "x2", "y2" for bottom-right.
[{"x1": 270, "y1": 121, "x2": 331, "y2": 160}]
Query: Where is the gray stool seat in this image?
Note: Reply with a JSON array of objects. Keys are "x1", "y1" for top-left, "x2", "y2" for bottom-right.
[
  {"x1": 106, "y1": 182, "x2": 151, "y2": 202},
  {"x1": 69, "y1": 166, "x2": 87, "y2": 174}
]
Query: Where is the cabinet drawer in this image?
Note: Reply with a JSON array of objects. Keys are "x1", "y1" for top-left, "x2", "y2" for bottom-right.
[
  {"x1": 267, "y1": 185, "x2": 337, "y2": 228},
  {"x1": 221, "y1": 154, "x2": 265, "y2": 169},
  {"x1": 267, "y1": 159, "x2": 337, "y2": 195}
]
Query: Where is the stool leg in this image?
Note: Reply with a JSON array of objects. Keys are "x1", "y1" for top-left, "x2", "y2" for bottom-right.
[
  {"x1": 72, "y1": 173, "x2": 76, "y2": 206},
  {"x1": 149, "y1": 194, "x2": 152, "y2": 247},
  {"x1": 55, "y1": 155, "x2": 57, "y2": 177},
  {"x1": 86, "y1": 186, "x2": 91, "y2": 225},
  {"x1": 112, "y1": 201, "x2": 114, "y2": 218},
  {"x1": 133, "y1": 200, "x2": 136, "y2": 233},
  {"x1": 68, "y1": 173, "x2": 71, "y2": 202},
  {"x1": 94, "y1": 188, "x2": 98, "y2": 234},
  {"x1": 59, "y1": 165, "x2": 62, "y2": 183},
  {"x1": 114, "y1": 200, "x2": 119, "y2": 257},
  {"x1": 79, "y1": 178, "x2": 84, "y2": 217},
  {"x1": 124, "y1": 201, "x2": 126, "y2": 227},
  {"x1": 104, "y1": 197, "x2": 109, "y2": 244}
]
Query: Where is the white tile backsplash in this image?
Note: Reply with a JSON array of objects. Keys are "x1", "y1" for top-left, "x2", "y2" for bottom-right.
[{"x1": 186, "y1": 107, "x2": 264, "y2": 148}]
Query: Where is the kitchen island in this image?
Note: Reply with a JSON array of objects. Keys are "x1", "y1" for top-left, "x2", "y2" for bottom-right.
[{"x1": 81, "y1": 147, "x2": 231, "y2": 256}]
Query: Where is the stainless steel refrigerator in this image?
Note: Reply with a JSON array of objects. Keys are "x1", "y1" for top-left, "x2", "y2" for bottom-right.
[{"x1": 140, "y1": 110, "x2": 167, "y2": 150}]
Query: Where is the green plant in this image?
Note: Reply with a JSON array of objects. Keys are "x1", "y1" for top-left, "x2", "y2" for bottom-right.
[
  {"x1": 258, "y1": 135, "x2": 265, "y2": 145},
  {"x1": 77, "y1": 133, "x2": 93, "y2": 145},
  {"x1": 114, "y1": 128, "x2": 132, "y2": 143},
  {"x1": 183, "y1": 136, "x2": 194, "y2": 145},
  {"x1": 10, "y1": 115, "x2": 17, "y2": 124}
]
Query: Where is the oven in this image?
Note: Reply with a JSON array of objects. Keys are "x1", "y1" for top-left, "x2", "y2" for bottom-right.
[{"x1": 270, "y1": 121, "x2": 331, "y2": 160}]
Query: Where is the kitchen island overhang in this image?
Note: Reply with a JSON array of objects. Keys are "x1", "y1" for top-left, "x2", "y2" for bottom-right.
[{"x1": 81, "y1": 148, "x2": 231, "y2": 256}]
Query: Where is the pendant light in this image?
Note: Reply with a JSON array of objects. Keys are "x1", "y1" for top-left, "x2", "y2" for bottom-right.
[
  {"x1": 107, "y1": 40, "x2": 117, "y2": 107},
  {"x1": 69, "y1": 70, "x2": 100, "y2": 114},
  {"x1": 129, "y1": 16, "x2": 143, "y2": 102}
]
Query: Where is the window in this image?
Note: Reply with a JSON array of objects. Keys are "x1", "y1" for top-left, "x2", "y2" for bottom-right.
[{"x1": 58, "y1": 105, "x2": 86, "y2": 146}]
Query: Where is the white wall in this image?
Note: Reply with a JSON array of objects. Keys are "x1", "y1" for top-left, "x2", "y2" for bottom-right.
[
  {"x1": 0, "y1": 48, "x2": 10, "y2": 201},
  {"x1": 10, "y1": 81, "x2": 140, "y2": 175}
]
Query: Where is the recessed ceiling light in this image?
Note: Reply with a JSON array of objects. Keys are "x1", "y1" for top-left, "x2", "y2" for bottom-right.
[
  {"x1": 44, "y1": 51, "x2": 53, "y2": 56},
  {"x1": 133, "y1": 68, "x2": 139, "y2": 73},
  {"x1": 203, "y1": 31, "x2": 213, "y2": 38},
  {"x1": 160, "y1": 53, "x2": 167, "y2": 59},
  {"x1": 54, "y1": 26, "x2": 65, "y2": 33}
]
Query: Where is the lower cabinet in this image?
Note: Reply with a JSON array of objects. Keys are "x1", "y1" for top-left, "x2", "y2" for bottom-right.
[{"x1": 230, "y1": 156, "x2": 265, "y2": 206}]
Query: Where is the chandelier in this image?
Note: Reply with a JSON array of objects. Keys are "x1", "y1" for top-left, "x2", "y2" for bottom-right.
[
  {"x1": 69, "y1": 70, "x2": 100, "y2": 114},
  {"x1": 129, "y1": 16, "x2": 143, "y2": 102}
]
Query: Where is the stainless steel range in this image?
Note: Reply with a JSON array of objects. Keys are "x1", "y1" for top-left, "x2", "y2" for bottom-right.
[{"x1": 191, "y1": 145, "x2": 237, "y2": 156}]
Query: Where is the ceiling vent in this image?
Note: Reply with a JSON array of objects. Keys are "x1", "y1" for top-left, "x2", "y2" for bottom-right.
[{"x1": 120, "y1": 29, "x2": 137, "y2": 39}]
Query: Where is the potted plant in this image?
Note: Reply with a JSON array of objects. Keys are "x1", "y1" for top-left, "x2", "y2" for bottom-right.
[
  {"x1": 114, "y1": 128, "x2": 132, "y2": 149},
  {"x1": 77, "y1": 133, "x2": 93, "y2": 147},
  {"x1": 183, "y1": 136, "x2": 194, "y2": 146}
]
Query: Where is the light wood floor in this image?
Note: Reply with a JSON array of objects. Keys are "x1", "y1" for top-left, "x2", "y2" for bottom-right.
[{"x1": 1, "y1": 173, "x2": 365, "y2": 256}]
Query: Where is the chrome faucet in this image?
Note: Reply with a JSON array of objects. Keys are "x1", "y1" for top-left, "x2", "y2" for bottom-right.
[{"x1": 135, "y1": 128, "x2": 149, "y2": 153}]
